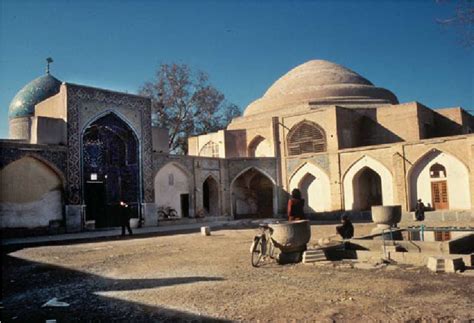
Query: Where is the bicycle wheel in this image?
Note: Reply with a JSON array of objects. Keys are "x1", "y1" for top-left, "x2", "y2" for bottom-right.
[
  {"x1": 169, "y1": 209, "x2": 178, "y2": 218},
  {"x1": 267, "y1": 239, "x2": 275, "y2": 259},
  {"x1": 251, "y1": 236, "x2": 263, "y2": 267}
]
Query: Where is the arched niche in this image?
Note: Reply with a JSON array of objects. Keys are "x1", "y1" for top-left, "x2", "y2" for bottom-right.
[
  {"x1": 154, "y1": 162, "x2": 191, "y2": 218},
  {"x1": 288, "y1": 162, "x2": 331, "y2": 213},
  {"x1": 230, "y1": 167, "x2": 276, "y2": 219},
  {"x1": 408, "y1": 150, "x2": 470, "y2": 210},
  {"x1": 203, "y1": 175, "x2": 220, "y2": 216},
  {"x1": 199, "y1": 141, "x2": 219, "y2": 157},
  {"x1": 0, "y1": 156, "x2": 63, "y2": 228},
  {"x1": 343, "y1": 156, "x2": 393, "y2": 211},
  {"x1": 248, "y1": 135, "x2": 271, "y2": 157}
]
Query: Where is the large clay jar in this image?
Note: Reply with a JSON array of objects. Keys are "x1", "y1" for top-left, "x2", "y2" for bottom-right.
[
  {"x1": 269, "y1": 220, "x2": 311, "y2": 252},
  {"x1": 371, "y1": 205, "x2": 402, "y2": 235},
  {"x1": 371, "y1": 205, "x2": 402, "y2": 227}
]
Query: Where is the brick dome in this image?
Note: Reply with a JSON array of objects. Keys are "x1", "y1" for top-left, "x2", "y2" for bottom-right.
[{"x1": 244, "y1": 60, "x2": 398, "y2": 116}]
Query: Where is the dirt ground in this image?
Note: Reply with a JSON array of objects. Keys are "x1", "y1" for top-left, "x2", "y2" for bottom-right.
[{"x1": 2, "y1": 221, "x2": 474, "y2": 322}]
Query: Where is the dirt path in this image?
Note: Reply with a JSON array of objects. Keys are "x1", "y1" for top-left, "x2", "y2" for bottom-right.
[{"x1": 2, "y1": 221, "x2": 474, "y2": 321}]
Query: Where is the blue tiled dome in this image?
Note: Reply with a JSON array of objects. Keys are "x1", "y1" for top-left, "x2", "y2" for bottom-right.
[{"x1": 8, "y1": 74, "x2": 62, "y2": 119}]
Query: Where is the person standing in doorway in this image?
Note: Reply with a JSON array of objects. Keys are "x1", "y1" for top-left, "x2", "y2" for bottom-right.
[
  {"x1": 119, "y1": 201, "x2": 133, "y2": 236},
  {"x1": 287, "y1": 188, "x2": 305, "y2": 222},
  {"x1": 415, "y1": 199, "x2": 425, "y2": 221}
]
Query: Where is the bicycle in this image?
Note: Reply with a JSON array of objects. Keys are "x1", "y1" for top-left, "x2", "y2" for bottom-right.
[
  {"x1": 250, "y1": 224, "x2": 276, "y2": 267},
  {"x1": 157, "y1": 206, "x2": 178, "y2": 222}
]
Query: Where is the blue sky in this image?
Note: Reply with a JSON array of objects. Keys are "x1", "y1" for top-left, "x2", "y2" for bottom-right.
[{"x1": 0, "y1": 0, "x2": 473, "y2": 138}]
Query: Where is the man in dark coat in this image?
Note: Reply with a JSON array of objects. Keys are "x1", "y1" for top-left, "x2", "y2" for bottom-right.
[
  {"x1": 415, "y1": 199, "x2": 425, "y2": 221},
  {"x1": 119, "y1": 201, "x2": 133, "y2": 236},
  {"x1": 336, "y1": 214, "x2": 354, "y2": 239}
]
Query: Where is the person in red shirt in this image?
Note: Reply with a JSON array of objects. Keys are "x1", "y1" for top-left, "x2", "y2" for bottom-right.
[{"x1": 287, "y1": 188, "x2": 305, "y2": 222}]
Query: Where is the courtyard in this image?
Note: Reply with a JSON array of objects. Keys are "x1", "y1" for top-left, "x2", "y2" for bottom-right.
[{"x1": 2, "y1": 220, "x2": 473, "y2": 322}]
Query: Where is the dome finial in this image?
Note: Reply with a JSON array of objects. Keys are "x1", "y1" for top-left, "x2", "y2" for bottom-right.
[{"x1": 46, "y1": 57, "x2": 53, "y2": 74}]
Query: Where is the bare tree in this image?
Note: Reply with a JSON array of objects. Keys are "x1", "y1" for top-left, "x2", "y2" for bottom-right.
[
  {"x1": 436, "y1": 0, "x2": 474, "y2": 47},
  {"x1": 139, "y1": 63, "x2": 241, "y2": 154}
]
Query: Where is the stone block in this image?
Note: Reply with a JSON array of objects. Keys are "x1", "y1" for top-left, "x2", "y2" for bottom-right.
[
  {"x1": 442, "y1": 212, "x2": 458, "y2": 222},
  {"x1": 65, "y1": 205, "x2": 83, "y2": 233},
  {"x1": 427, "y1": 256, "x2": 465, "y2": 273},
  {"x1": 425, "y1": 211, "x2": 443, "y2": 221},
  {"x1": 354, "y1": 263, "x2": 376, "y2": 270},
  {"x1": 303, "y1": 249, "x2": 327, "y2": 263},
  {"x1": 201, "y1": 226, "x2": 211, "y2": 236},
  {"x1": 142, "y1": 203, "x2": 157, "y2": 227},
  {"x1": 457, "y1": 211, "x2": 472, "y2": 221}
]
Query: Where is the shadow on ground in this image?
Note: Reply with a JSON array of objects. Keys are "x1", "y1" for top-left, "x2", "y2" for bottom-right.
[{"x1": 1, "y1": 254, "x2": 228, "y2": 322}]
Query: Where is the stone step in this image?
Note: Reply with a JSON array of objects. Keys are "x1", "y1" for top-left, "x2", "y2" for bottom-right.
[
  {"x1": 427, "y1": 256, "x2": 465, "y2": 273},
  {"x1": 303, "y1": 250, "x2": 327, "y2": 263}
]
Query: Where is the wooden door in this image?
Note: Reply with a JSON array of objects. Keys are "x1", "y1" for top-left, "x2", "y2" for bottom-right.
[{"x1": 431, "y1": 180, "x2": 449, "y2": 210}]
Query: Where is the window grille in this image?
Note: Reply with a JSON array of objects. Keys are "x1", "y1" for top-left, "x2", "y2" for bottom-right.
[
  {"x1": 430, "y1": 163, "x2": 447, "y2": 178},
  {"x1": 287, "y1": 121, "x2": 327, "y2": 156},
  {"x1": 199, "y1": 141, "x2": 219, "y2": 157}
]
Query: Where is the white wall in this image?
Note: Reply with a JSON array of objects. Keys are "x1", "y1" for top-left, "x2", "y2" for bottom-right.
[
  {"x1": 289, "y1": 162, "x2": 331, "y2": 212},
  {"x1": 154, "y1": 163, "x2": 190, "y2": 218},
  {"x1": 409, "y1": 151, "x2": 471, "y2": 210},
  {"x1": 0, "y1": 190, "x2": 63, "y2": 228},
  {"x1": 254, "y1": 139, "x2": 272, "y2": 157}
]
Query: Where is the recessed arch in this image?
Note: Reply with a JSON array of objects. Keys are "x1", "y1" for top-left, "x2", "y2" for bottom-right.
[
  {"x1": 343, "y1": 155, "x2": 394, "y2": 210},
  {"x1": 154, "y1": 162, "x2": 192, "y2": 218},
  {"x1": 287, "y1": 120, "x2": 327, "y2": 156},
  {"x1": 288, "y1": 162, "x2": 331, "y2": 212},
  {"x1": 199, "y1": 141, "x2": 219, "y2": 157},
  {"x1": 0, "y1": 156, "x2": 63, "y2": 229},
  {"x1": 230, "y1": 166, "x2": 277, "y2": 218},
  {"x1": 1, "y1": 153, "x2": 66, "y2": 188},
  {"x1": 248, "y1": 135, "x2": 271, "y2": 157},
  {"x1": 203, "y1": 175, "x2": 220, "y2": 216},
  {"x1": 407, "y1": 149, "x2": 470, "y2": 210},
  {"x1": 81, "y1": 112, "x2": 141, "y2": 227},
  {"x1": 81, "y1": 109, "x2": 140, "y2": 138}
]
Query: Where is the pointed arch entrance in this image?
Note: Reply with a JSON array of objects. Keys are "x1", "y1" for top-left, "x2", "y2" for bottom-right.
[
  {"x1": 231, "y1": 167, "x2": 275, "y2": 219},
  {"x1": 288, "y1": 162, "x2": 331, "y2": 213},
  {"x1": 82, "y1": 112, "x2": 140, "y2": 228},
  {"x1": 203, "y1": 176, "x2": 219, "y2": 216},
  {"x1": 343, "y1": 156, "x2": 393, "y2": 211},
  {"x1": 154, "y1": 162, "x2": 191, "y2": 219},
  {"x1": 353, "y1": 167, "x2": 382, "y2": 211},
  {"x1": 408, "y1": 150, "x2": 470, "y2": 210}
]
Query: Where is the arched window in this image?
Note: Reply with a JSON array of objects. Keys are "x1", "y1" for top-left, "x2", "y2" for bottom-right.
[
  {"x1": 199, "y1": 141, "x2": 219, "y2": 157},
  {"x1": 287, "y1": 120, "x2": 326, "y2": 156},
  {"x1": 248, "y1": 135, "x2": 265, "y2": 157},
  {"x1": 430, "y1": 163, "x2": 447, "y2": 178}
]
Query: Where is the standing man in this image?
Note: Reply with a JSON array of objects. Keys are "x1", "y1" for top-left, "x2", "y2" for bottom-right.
[
  {"x1": 119, "y1": 201, "x2": 133, "y2": 236},
  {"x1": 415, "y1": 199, "x2": 425, "y2": 221},
  {"x1": 287, "y1": 188, "x2": 305, "y2": 222}
]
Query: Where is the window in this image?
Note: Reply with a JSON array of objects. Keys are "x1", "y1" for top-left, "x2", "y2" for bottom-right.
[
  {"x1": 199, "y1": 141, "x2": 219, "y2": 157},
  {"x1": 434, "y1": 231, "x2": 451, "y2": 241},
  {"x1": 430, "y1": 163, "x2": 447, "y2": 178},
  {"x1": 168, "y1": 174, "x2": 174, "y2": 186},
  {"x1": 287, "y1": 121, "x2": 326, "y2": 156}
]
